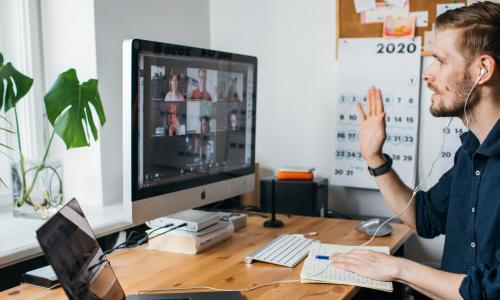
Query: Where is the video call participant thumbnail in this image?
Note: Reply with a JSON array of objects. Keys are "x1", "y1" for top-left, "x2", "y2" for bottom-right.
[
  {"x1": 228, "y1": 110, "x2": 238, "y2": 131},
  {"x1": 165, "y1": 69, "x2": 185, "y2": 101},
  {"x1": 164, "y1": 103, "x2": 186, "y2": 136},
  {"x1": 190, "y1": 69, "x2": 212, "y2": 101}
]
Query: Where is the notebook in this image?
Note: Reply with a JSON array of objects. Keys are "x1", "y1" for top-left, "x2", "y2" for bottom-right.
[{"x1": 300, "y1": 243, "x2": 393, "y2": 292}]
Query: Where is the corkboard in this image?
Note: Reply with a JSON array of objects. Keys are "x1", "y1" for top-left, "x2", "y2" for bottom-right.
[{"x1": 336, "y1": 0, "x2": 467, "y2": 56}]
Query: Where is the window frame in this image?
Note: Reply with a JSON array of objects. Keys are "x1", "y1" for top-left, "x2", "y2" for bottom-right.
[{"x1": 0, "y1": 0, "x2": 48, "y2": 210}]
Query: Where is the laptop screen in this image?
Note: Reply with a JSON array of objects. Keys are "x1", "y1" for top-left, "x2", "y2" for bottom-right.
[{"x1": 36, "y1": 198, "x2": 126, "y2": 300}]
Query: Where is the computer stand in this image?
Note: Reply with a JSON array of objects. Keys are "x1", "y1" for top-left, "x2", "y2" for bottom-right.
[{"x1": 263, "y1": 178, "x2": 283, "y2": 228}]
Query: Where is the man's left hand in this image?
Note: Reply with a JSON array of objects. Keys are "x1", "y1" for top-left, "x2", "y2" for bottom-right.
[{"x1": 331, "y1": 249, "x2": 402, "y2": 282}]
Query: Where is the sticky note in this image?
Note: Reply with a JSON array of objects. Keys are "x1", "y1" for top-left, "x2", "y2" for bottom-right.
[
  {"x1": 410, "y1": 11, "x2": 429, "y2": 27},
  {"x1": 353, "y1": 0, "x2": 376, "y2": 13}
]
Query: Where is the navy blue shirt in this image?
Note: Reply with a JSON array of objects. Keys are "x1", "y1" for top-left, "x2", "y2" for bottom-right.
[{"x1": 416, "y1": 118, "x2": 500, "y2": 300}]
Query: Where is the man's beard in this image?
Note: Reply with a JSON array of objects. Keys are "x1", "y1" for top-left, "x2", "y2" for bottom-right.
[{"x1": 429, "y1": 71, "x2": 480, "y2": 118}]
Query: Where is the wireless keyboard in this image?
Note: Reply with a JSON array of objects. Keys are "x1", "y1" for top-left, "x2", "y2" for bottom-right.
[{"x1": 245, "y1": 234, "x2": 319, "y2": 267}]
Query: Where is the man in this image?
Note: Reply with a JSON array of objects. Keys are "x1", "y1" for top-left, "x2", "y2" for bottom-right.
[
  {"x1": 200, "y1": 115, "x2": 211, "y2": 134},
  {"x1": 164, "y1": 103, "x2": 185, "y2": 136},
  {"x1": 228, "y1": 110, "x2": 238, "y2": 131},
  {"x1": 331, "y1": 2, "x2": 500, "y2": 299},
  {"x1": 190, "y1": 69, "x2": 212, "y2": 100}
]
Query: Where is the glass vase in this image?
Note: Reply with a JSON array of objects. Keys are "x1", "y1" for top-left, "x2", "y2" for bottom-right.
[{"x1": 11, "y1": 159, "x2": 63, "y2": 219}]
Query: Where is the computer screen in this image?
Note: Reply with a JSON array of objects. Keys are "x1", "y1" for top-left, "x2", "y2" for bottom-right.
[{"x1": 123, "y1": 39, "x2": 257, "y2": 224}]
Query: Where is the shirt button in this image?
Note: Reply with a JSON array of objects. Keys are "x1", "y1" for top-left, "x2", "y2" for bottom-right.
[
  {"x1": 471, "y1": 242, "x2": 476, "y2": 248},
  {"x1": 472, "y1": 207, "x2": 475, "y2": 213},
  {"x1": 475, "y1": 170, "x2": 481, "y2": 176}
]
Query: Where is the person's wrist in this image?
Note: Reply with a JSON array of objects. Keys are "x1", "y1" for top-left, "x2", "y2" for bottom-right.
[
  {"x1": 364, "y1": 153, "x2": 386, "y2": 169},
  {"x1": 393, "y1": 257, "x2": 410, "y2": 282}
]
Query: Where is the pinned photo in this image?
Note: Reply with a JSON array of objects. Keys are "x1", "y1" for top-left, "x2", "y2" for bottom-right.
[
  {"x1": 360, "y1": 1, "x2": 409, "y2": 24},
  {"x1": 383, "y1": 15, "x2": 416, "y2": 38}
]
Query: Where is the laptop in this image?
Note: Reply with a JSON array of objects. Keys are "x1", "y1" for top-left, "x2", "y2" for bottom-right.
[{"x1": 36, "y1": 198, "x2": 242, "y2": 300}]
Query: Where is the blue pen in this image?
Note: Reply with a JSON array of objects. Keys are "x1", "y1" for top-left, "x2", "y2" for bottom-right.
[{"x1": 315, "y1": 255, "x2": 330, "y2": 260}]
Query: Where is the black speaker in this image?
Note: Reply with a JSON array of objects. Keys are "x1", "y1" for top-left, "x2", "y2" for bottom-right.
[{"x1": 260, "y1": 177, "x2": 328, "y2": 217}]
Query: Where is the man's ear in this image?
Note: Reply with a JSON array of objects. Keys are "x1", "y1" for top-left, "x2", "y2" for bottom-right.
[{"x1": 478, "y1": 54, "x2": 496, "y2": 84}]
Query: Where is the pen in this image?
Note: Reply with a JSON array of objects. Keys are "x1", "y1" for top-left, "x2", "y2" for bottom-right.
[{"x1": 314, "y1": 255, "x2": 330, "y2": 260}]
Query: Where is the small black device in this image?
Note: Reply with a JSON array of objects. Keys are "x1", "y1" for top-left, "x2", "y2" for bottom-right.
[
  {"x1": 260, "y1": 177, "x2": 328, "y2": 217},
  {"x1": 36, "y1": 198, "x2": 243, "y2": 300},
  {"x1": 263, "y1": 178, "x2": 284, "y2": 228},
  {"x1": 367, "y1": 153, "x2": 393, "y2": 177},
  {"x1": 21, "y1": 265, "x2": 60, "y2": 289}
]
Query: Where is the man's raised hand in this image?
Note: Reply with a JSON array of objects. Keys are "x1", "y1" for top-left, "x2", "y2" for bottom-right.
[{"x1": 357, "y1": 86, "x2": 387, "y2": 168}]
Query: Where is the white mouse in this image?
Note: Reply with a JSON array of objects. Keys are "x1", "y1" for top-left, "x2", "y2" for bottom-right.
[{"x1": 355, "y1": 218, "x2": 393, "y2": 236}]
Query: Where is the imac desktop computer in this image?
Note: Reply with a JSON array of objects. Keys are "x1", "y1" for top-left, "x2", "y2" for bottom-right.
[{"x1": 123, "y1": 39, "x2": 257, "y2": 224}]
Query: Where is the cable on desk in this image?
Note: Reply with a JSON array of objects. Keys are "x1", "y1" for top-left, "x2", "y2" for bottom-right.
[
  {"x1": 137, "y1": 279, "x2": 301, "y2": 294},
  {"x1": 148, "y1": 223, "x2": 187, "y2": 241},
  {"x1": 104, "y1": 223, "x2": 187, "y2": 255}
]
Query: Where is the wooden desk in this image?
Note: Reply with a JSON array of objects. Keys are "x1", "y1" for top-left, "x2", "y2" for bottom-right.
[{"x1": 0, "y1": 215, "x2": 413, "y2": 299}]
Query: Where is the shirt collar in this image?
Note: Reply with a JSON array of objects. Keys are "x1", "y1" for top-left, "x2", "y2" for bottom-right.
[{"x1": 460, "y1": 118, "x2": 500, "y2": 158}]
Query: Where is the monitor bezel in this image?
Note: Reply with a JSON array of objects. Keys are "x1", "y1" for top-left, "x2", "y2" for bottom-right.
[{"x1": 127, "y1": 39, "x2": 257, "y2": 202}]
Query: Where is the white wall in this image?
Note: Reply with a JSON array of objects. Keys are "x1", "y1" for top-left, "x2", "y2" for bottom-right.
[
  {"x1": 210, "y1": 0, "x2": 337, "y2": 182},
  {"x1": 209, "y1": 0, "x2": 448, "y2": 266},
  {"x1": 93, "y1": 0, "x2": 212, "y2": 205},
  {"x1": 40, "y1": 0, "x2": 103, "y2": 206}
]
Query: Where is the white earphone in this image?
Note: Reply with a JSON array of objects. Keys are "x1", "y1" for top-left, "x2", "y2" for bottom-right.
[
  {"x1": 463, "y1": 67, "x2": 488, "y2": 128},
  {"x1": 480, "y1": 67, "x2": 487, "y2": 77}
]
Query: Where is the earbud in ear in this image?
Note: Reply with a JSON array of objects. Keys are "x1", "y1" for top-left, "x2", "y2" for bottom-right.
[{"x1": 480, "y1": 68, "x2": 487, "y2": 77}]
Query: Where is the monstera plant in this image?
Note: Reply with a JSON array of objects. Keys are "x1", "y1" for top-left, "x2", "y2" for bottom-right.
[{"x1": 0, "y1": 52, "x2": 106, "y2": 218}]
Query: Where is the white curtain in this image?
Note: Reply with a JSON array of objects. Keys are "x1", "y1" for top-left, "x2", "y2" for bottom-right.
[{"x1": 0, "y1": 0, "x2": 47, "y2": 206}]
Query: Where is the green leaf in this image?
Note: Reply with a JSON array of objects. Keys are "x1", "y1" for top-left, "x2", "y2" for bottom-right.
[
  {"x1": 44, "y1": 69, "x2": 106, "y2": 149},
  {"x1": 0, "y1": 54, "x2": 33, "y2": 111}
]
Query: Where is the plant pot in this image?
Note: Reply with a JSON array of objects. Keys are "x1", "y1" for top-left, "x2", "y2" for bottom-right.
[{"x1": 11, "y1": 160, "x2": 63, "y2": 219}]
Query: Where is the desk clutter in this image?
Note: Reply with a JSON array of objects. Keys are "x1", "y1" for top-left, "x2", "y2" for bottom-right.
[
  {"x1": 146, "y1": 209, "x2": 395, "y2": 293},
  {"x1": 245, "y1": 234, "x2": 393, "y2": 292},
  {"x1": 7, "y1": 211, "x2": 413, "y2": 299},
  {"x1": 146, "y1": 210, "x2": 248, "y2": 254}
]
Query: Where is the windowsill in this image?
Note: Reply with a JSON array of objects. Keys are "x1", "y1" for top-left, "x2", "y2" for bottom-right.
[{"x1": 0, "y1": 203, "x2": 133, "y2": 268}]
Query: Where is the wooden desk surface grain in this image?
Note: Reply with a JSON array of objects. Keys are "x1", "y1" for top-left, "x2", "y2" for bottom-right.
[{"x1": 0, "y1": 215, "x2": 413, "y2": 300}]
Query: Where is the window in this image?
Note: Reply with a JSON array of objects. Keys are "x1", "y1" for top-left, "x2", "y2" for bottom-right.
[{"x1": 0, "y1": 0, "x2": 47, "y2": 210}]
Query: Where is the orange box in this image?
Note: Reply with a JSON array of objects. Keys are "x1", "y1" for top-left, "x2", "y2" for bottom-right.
[{"x1": 276, "y1": 171, "x2": 314, "y2": 181}]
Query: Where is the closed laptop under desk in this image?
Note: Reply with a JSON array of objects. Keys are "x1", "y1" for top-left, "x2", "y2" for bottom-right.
[{"x1": 0, "y1": 215, "x2": 413, "y2": 300}]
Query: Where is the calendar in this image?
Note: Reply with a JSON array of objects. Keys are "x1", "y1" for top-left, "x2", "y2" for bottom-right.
[{"x1": 333, "y1": 38, "x2": 421, "y2": 189}]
